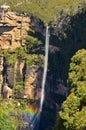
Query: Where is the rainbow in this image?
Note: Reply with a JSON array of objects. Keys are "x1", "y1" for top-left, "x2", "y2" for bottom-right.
[
  {"x1": 26, "y1": 103, "x2": 39, "y2": 119},
  {"x1": 22, "y1": 103, "x2": 40, "y2": 130},
  {"x1": 27, "y1": 106, "x2": 38, "y2": 117}
]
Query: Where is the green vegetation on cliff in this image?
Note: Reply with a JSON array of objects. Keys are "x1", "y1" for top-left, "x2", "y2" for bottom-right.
[
  {"x1": 0, "y1": 32, "x2": 43, "y2": 129},
  {"x1": 54, "y1": 49, "x2": 86, "y2": 130},
  {"x1": 0, "y1": 98, "x2": 29, "y2": 130}
]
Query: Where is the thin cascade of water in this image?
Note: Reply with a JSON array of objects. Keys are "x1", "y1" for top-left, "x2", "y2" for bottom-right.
[
  {"x1": 29, "y1": 17, "x2": 69, "y2": 130},
  {"x1": 29, "y1": 26, "x2": 50, "y2": 130},
  {"x1": 39, "y1": 26, "x2": 50, "y2": 112}
]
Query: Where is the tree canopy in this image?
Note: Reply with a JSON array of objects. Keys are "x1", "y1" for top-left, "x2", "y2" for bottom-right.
[
  {"x1": 54, "y1": 49, "x2": 86, "y2": 130},
  {"x1": 0, "y1": 0, "x2": 86, "y2": 25},
  {"x1": 0, "y1": 98, "x2": 30, "y2": 130}
]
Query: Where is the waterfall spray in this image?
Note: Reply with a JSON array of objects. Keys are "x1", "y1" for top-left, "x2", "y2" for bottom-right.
[{"x1": 40, "y1": 26, "x2": 50, "y2": 112}]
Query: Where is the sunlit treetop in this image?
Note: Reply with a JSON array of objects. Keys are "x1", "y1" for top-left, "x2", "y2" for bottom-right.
[{"x1": 0, "y1": 0, "x2": 86, "y2": 25}]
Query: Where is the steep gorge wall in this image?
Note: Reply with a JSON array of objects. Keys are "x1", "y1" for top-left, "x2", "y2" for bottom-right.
[
  {"x1": 0, "y1": 9, "x2": 43, "y2": 100},
  {"x1": 0, "y1": 57, "x2": 42, "y2": 100},
  {"x1": 24, "y1": 65, "x2": 41, "y2": 99}
]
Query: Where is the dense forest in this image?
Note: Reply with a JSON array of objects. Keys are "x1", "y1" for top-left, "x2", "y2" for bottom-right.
[
  {"x1": 0, "y1": 0, "x2": 86, "y2": 130},
  {"x1": 0, "y1": 0, "x2": 85, "y2": 24}
]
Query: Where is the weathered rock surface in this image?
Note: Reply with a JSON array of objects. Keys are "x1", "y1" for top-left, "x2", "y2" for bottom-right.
[
  {"x1": 3, "y1": 83, "x2": 12, "y2": 98},
  {"x1": 15, "y1": 60, "x2": 25, "y2": 83},
  {"x1": 6, "y1": 65, "x2": 15, "y2": 88},
  {"x1": 24, "y1": 65, "x2": 41, "y2": 100},
  {"x1": 0, "y1": 8, "x2": 30, "y2": 49},
  {"x1": 0, "y1": 8, "x2": 42, "y2": 100},
  {"x1": 0, "y1": 58, "x2": 42, "y2": 100}
]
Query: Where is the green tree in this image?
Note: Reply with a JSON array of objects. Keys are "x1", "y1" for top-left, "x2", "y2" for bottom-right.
[
  {"x1": 13, "y1": 84, "x2": 24, "y2": 98},
  {"x1": 5, "y1": 53, "x2": 17, "y2": 65},
  {"x1": 0, "y1": 97, "x2": 30, "y2": 130},
  {"x1": 54, "y1": 49, "x2": 86, "y2": 130},
  {"x1": 0, "y1": 98, "x2": 21, "y2": 130},
  {"x1": 26, "y1": 35, "x2": 41, "y2": 53},
  {"x1": 15, "y1": 46, "x2": 26, "y2": 59},
  {"x1": 25, "y1": 54, "x2": 40, "y2": 66},
  {"x1": 68, "y1": 49, "x2": 86, "y2": 90}
]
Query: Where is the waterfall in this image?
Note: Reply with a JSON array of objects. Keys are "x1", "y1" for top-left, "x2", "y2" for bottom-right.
[
  {"x1": 40, "y1": 25, "x2": 50, "y2": 112},
  {"x1": 29, "y1": 26, "x2": 50, "y2": 130},
  {"x1": 25, "y1": 17, "x2": 68, "y2": 130}
]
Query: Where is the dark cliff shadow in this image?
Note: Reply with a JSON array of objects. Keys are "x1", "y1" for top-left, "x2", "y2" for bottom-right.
[
  {"x1": 49, "y1": 9, "x2": 86, "y2": 84},
  {"x1": 39, "y1": 10, "x2": 86, "y2": 130}
]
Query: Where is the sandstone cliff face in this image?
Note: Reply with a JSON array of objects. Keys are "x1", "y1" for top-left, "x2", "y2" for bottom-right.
[
  {"x1": 0, "y1": 58, "x2": 42, "y2": 100},
  {"x1": 3, "y1": 83, "x2": 12, "y2": 98},
  {"x1": 15, "y1": 60, "x2": 25, "y2": 83},
  {"x1": 0, "y1": 10, "x2": 30, "y2": 49},
  {"x1": 24, "y1": 65, "x2": 41, "y2": 100},
  {"x1": 0, "y1": 9, "x2": 42, "y2": 100},
  {"x1": 6, "y1": 65, "x2": 15, "y2": 88}
]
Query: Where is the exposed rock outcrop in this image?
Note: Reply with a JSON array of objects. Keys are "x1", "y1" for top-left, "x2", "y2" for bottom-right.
[
  {"x1": 3, "y1": 83, "x2": 12, "y2": 98},
  {"x1": 0, "y1": 7, "x2": 42, "y2": 101},
  {"x1": 6, "y1": 65, "x2": 15, "y2": 88},
  {"x1": 15, "y1": 60, "x2": 25, "y2": 83},
  {"x1": 0, "y1": 58, "x2": 42, "y2": 100},
  {"x1": 0, "y1": 7, "x2": 30, "y2": 49},
  {"x1": 24, "y1": 65, "x2": 41, "y2": 100}
]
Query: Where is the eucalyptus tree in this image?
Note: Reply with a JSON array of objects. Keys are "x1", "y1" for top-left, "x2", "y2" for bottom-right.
[{"x1": 54, "y1": 49, "x2": 86, "y2": 130}]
